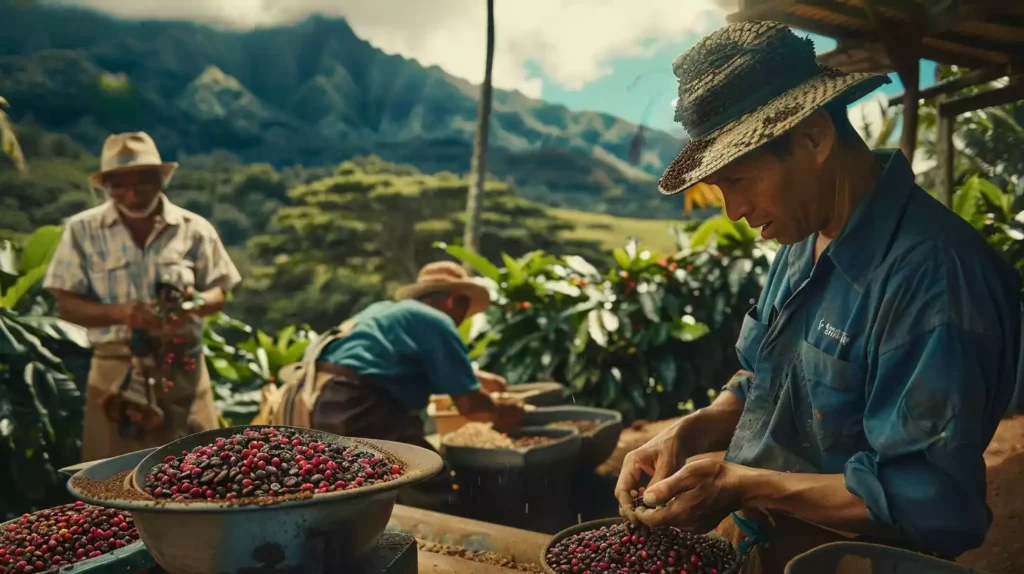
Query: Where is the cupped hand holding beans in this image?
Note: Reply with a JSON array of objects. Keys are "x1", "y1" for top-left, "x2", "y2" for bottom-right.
[{"x1": 632, "y1": 459, "x2": 748, "y2": 533}]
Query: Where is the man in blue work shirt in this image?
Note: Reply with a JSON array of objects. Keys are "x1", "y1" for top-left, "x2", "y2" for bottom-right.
[
  {"x1": 616, "y1": 21, "x2": 1020, "y2": 573},
  {"x1": 264, "y1": 261, "x2": 525, "y2": 509}
]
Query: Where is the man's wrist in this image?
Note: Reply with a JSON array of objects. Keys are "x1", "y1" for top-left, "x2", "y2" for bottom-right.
[
  {"x1": 730, "y1": 466, "x2": 778, "y2": 511},
  {"x1": 112, "y1": 303, "x2": 132, "y2": 326}
]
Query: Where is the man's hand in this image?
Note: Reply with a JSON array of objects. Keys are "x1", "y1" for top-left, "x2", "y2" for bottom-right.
[
  {"x1": 615, "y1": 421, "x2": 688, "y2": 523},
  {"x1": 475, "y1": 370, "x2": 508, "y2": 393},
  {"x1": 119, "y1": 302, "x2": 161, "y2": 331},
  {"x1": 491, "y1": 400, "x2": 525, "y2": 431},
  {"x1": 634, "y1": 458, "x2": 745, "y2": 533}
]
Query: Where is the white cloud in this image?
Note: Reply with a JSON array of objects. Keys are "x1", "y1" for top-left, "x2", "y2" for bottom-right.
[{"x1": 50, "y1": 0, "x2": 723, "y2": 99}]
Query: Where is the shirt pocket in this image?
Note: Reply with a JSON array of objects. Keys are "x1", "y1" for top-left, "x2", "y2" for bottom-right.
[
  {"x1": 736, "y1": 305, "x2": 770, "y2": 370},
  {"x1": 157, "y1": 256, "x2": 196, "y2": 291},
  {"x1": 800, "y1": 339, "x2": 866, "y2": 453},
  {"x1": 86, "y1": 254, "x2": 130, "y2": 304}
]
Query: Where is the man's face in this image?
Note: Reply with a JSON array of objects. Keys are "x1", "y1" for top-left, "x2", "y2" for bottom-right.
[
  {"x1": 103, "y1": 169, "x2": 163, "y2": 213},
  {"x1": 703, "y1": 112, "x2": 837, "y2": 245}
]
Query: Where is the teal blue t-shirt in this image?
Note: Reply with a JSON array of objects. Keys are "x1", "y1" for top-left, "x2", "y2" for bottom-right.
[{"x1": 317, "y1": 300, "x2": 480, "y2": 411}]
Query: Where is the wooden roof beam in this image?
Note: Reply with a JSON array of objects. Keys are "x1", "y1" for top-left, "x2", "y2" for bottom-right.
[
  {"x1": 886, "y1": 63, "x2": 1016, "y2": 106},
  {"x1": 939, "y1": 81, "x2": 1024, "y2": 117}
]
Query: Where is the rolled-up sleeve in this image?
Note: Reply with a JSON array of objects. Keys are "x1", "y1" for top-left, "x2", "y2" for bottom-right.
[
  {"x1": 844, "y1": 250, "x2": 1016, "y2": 558},
  {"x1": 723, "y1": 369, "x2": 754, "y2": 402},
  {"x1": 42, "y1": 221, "x2": 89, "y2": 295}
]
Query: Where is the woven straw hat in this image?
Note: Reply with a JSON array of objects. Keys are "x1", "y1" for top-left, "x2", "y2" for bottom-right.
[
  {"x1": 89, "y1": 131, "x2": 178, "y2": 189},
  {"x1": 394, "y1": 261, "x2": 491, "y2": 318},
  {"x1": 658, "y1": 21, "x2": 891, "y2": 195}
]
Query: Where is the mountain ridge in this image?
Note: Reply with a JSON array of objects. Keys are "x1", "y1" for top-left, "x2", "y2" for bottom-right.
[{"x1": 0, "y1": 0, "x2": 687, "y2": 217}]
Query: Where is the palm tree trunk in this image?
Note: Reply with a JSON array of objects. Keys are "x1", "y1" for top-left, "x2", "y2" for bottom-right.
[{"x1": 463, "y1": 0, "x2": 495, "y2": 259}]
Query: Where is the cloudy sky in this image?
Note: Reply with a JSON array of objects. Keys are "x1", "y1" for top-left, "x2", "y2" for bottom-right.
[{"x1": 53, "y1": 0, "x2": 935, "y2": 136}]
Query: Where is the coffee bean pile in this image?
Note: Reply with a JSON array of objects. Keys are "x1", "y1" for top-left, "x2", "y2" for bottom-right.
[
  {"x1": 417, "y1": 540, "x2": 544, "y2": 573},
  {"x1": 511, "y1": 436, "x2": 555, "y2": 448},
  {"x1": 443, "y1": 423, "x2": 553, "y2": 449},
  {"x1": 0, "y1": 502, "x2": 138, "y2": 573},
  {"x1": 545, "y1": 522, "x2": 737, "y2": 574},
  {"x1": 143, "y1": 427, "x2": 403, "y2": 502}
]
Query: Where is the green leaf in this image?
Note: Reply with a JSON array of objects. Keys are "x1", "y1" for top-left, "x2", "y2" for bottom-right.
[
  {"x1": 573, "y1": 316, "x2": 590, "y2": 352},
  {"x1": 612, "y1": 248, "x2": 631, "y2": 270},
  {"x1": 544, "y1": 280, "x2": 582, "y2": 297},
  {"x1": 442, "y1": 243, "x2": 501, "y2": 281},
  {"x1": 638, "y1": 291, "x2": 661, "y2": 323},
  {"x1": 210, "y1": 357, "x2": 241, "y2": 381},
  {"x1": 0, "y1": 265, "x2": 46, "y2": 309},
  {"x1": 563, "y1": 255, "x2": 601, "y2": 279},
  {"x1": 670, "y1": 316, "x2": 711, "y2": 342},
  {"x1": 690, "y1": 215, "x2": 747, "y2": 249},
  {"x1": 587, "y1": 309, "x2": 608, "y2": 347},
  {"x1": 953, "y1": 177, "x2": 982, "y2": 224},
  {"x1": 458, "y1": 317, "x2": 473, "y2": 345},
  {"x1": 502, "y1": 253, "x2": 526, "y2": 286},
  {"x1": 652, "y1": 352, "x2": 677, "y2": 392},
  {"x1": 256, "y1": 330, "x2": 274, "y2": 352},
  {"x1": 276, "y1": 325, "x2": 297, "y2": 352},
  {"x1": 629, "y1": 384, "x2": 646, "y2": 410},
  {"x1": 17, "y1": 225, "x2": 62, "y2": 275},
  {"x1": 281, "y1": 340, "x2": 309, "y2": 365},
  {"x1": 600, "y1": 308, "x2": 620, "y2": 332}
]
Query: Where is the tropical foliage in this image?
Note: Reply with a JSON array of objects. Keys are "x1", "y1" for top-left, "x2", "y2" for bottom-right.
[{"x1": 447, "y1": 213, "x2": 774, "y2": 420}]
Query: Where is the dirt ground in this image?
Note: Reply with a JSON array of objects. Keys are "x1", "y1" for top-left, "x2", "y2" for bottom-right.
[{"x1": 596, "y1": 415, "x2": 1024, "y2": 574}]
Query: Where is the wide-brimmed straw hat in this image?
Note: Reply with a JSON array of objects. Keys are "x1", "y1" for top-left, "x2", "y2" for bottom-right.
[
  {"x1": 89, "y1": 131, "x2": 178, "y2": 189},
  {"x1": 658, "y1": 20, "x2": 891, "y2": 195},
  {"x1": 394, "y1": 261, "x2": 491, "y2": 318}
]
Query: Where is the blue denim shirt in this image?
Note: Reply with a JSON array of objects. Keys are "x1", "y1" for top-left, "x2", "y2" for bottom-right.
[
  {"x1": 724, "y1": 151, "x2": 1021, "y2": 557},
  {"x1": 318, "y1": 300, "x2": 480, "y2": 411}
]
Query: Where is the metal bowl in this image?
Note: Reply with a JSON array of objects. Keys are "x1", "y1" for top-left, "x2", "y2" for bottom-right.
[
  {"x1": 68, "y1": 425, "x2": 443, "y2": 574},
  {"x1": 784, "y1": 542, "x2": 987, "y2": 574},
  {"x1": 8, "y1": 449, "x2": 155, "y2": 574},
  {"x1": 511, "y1": 382, "x2": 567, "y2": 406},
  {"x1": 540, "y1": 517, "x2": 743, "y2": 574},
  {"x1": 521, "y1": 406, "x2": 623, "y2": 470},
  {"x1": 441, "y1": 426, "x2": 581, "y2": 470}
]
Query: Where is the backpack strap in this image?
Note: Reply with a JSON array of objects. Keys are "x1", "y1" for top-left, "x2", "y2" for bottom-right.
[{"x1": 275, "y1": 318, "x2": 358, "y2": 427}]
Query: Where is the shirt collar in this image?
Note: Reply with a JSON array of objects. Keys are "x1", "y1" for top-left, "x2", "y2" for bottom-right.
[
  {"x1": 100, "y1": 194, "x2": 184, "y2": 227},
  {"x1": 823, "y1": 150, "x2": 917, "y2": 290}
]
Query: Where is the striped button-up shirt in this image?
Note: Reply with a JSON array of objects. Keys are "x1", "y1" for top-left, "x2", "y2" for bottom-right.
[{"x1": 43, "y1": 197, "x2": 242, "y2": 345}]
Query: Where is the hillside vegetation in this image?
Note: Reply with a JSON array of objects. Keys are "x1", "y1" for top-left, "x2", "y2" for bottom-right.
[{"x1": 0, "y1": 0, "x2": 686, "y2": 217}]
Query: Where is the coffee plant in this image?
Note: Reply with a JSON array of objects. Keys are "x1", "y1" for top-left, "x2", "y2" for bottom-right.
[{"x1": 442, "y1": 214, "x2": 778, "y2": 422}]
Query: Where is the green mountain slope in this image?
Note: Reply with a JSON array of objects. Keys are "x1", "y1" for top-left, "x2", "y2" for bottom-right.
[{"x1": 0, "y1": 0, "x2": 687, "y2": 217}]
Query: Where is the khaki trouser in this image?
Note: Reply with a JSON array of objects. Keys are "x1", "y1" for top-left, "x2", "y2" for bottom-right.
[{"x1": 82, "y1": 343, "x2": 218, "y2": 462}]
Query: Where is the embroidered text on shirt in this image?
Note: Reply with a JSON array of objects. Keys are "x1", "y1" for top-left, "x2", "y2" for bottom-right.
[{"x1": 818, "y1": 319, "x2": 851, "y2": 346}]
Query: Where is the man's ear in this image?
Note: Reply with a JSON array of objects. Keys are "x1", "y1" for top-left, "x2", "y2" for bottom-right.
[{"x1": 794, "y1": 109, "x2": 836, "y2": 166}]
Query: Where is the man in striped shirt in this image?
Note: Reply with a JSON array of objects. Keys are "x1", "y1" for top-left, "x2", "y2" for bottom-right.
[{"x1": 44, "y1": 132, "x2": 241, "y2": 461}]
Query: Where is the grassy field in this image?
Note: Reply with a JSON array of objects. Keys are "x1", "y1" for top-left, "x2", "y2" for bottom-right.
[{"x1": 552, "y1": 207, "x2": 689, "y2": 254}]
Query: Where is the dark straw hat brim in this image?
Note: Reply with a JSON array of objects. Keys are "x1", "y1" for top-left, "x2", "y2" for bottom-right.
[{"x1": 658, "y1": 70, "x2": 890, "y2": 195}]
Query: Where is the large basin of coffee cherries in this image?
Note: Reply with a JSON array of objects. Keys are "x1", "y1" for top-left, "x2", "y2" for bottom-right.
[
  {"x1": 541, "y1": 517, "x2": 742, "y2": 574},
  {"x1": 67, "y1": 425, "x2": 443, "y2": 574}
]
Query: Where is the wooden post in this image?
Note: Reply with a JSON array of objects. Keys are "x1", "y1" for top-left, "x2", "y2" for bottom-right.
[
  {"x1": 898, "y1": 60, "x2": 920, "y2": 163},
  {"x1": 936, "y1": 96, "x2": 954, "y2": 208}
]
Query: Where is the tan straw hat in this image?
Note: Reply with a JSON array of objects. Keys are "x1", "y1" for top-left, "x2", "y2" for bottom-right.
[
  {"x1": 394, "y1": 261, "x2": 492, "y2": 317},
  {"x1": 658, "y1": 21, "x2": 890, "y2": 195},
  {"x1": 89, "y1": 131, "x2": 179, "y2": 189}
]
